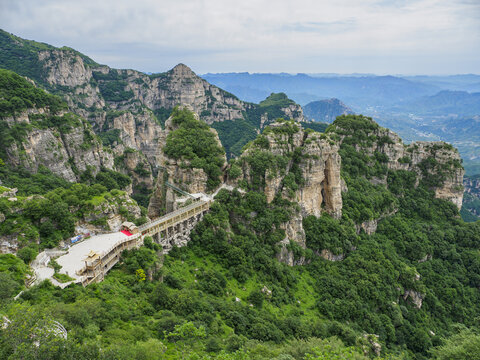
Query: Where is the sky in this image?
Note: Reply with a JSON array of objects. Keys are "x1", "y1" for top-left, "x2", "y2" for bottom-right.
[{"x1": 0, "y1": 0, "x2": 479, "y2": 75}]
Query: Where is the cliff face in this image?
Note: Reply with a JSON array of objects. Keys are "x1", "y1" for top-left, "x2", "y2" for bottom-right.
[
  {"x1": 147, "y1": 108, "x2": 227, "y2": 218},
  {"x1": 375, "y1": 130, "x2": 464, "y2": 209},
  {"x1": 3, "y1": 109, "x2": 113, "y2": 182},
  {"x1": 231, "y1": 120, "x2": 343, "y2": 259},
  {"x1": 130, "y1": 64, "x2": 245, "y2": 124},
  {"x1": 462, "y1": 175, "x2": 480, "y2": 220},
  {"x1": 37, "y1": 51, "x2": 246, "y2": 126},
  {"x1": 294, "y1": 132, "x2": 342, "y2": 218},
  {"x1": 279, "y1": 104, "x2": 305, "y2": 124},
  {"x1": 32, "y1": 49, "x2": 306, "y2": 173},
  {"x1": 1, "y1": 33, "x2": 309, "y2": 175},
  {"x1": 239, "y1": 121, "x2": 342, "y2": 219},
  {"x1": 107, "y1": 110, "x2": 165, "y2": 169},
  {"x1": 464, "y1": 175, "x2": 480, "y2": 197}
]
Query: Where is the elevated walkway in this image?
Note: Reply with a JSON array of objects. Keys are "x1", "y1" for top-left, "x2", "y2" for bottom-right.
[{"x1": 55, "y1": 198, "x2": 211, "y2": 286}]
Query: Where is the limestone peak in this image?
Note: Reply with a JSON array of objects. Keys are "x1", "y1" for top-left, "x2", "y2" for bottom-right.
[{"x1": 170, "y1": 63, "x2": 196, "y2": 77}]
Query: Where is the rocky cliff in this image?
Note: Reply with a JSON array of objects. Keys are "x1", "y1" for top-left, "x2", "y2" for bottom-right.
[
  {"x1": 0, "y1": 69, "x2": 114, "y2": 182},
  {"x1": 237, "y1": 120, "x2": 342, "y2": 218},
  {"x1": 464, "y1": 175, "x2": 480, "y2": 197},
  {"x1": 0, "y1": 31, "x2": 307, "y2": 160},
  {"x1": 228, "y1": 120, "x2": 343, "y2": 262},
  {"x1": 462, "y1": 175, "x2": 480, "y2": 220},
  {"x1": 147, "y1": 107, "x2": 227, "y2": 218}
]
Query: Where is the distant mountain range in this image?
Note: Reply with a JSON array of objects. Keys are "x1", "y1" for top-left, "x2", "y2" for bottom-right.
[{"x1": 201, "y1": 72, "x2": 441, "y2": 108}]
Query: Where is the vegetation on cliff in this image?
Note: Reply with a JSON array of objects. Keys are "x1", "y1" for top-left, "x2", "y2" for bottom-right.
[
  {"x1": 164, "y1": 107, "x2": 225, "y2": 190},
  {"x1": 461, "y1": 174, "x2": 480, "y2": 222},
  {"x1": 0, "y1": 29, "x2": 97, "y2": 86},
  {"x1": 0, "y1": 68, "x2": 65, "y2": 117}
]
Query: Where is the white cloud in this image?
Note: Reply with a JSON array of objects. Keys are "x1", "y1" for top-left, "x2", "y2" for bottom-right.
[{"x1": 0, "y1": 0, "x2": 478, "y2": 74}]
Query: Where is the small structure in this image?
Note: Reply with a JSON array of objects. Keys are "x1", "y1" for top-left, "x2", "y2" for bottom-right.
[
  {"x1": 70, "y1": 235, "x2": 83, "y2": 244},
  {"x1": 121, "y1": 221, "x2": 139, "y2": 234}
]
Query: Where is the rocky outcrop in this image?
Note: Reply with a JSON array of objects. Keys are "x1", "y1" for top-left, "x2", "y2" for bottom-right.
[
  {"x1": 38, "y1": 50, "x2": 246, "y2": 126},
  {"x1": 239, "y1": 121, "x2": 343, "y2": 219},
  {"x1": 147, "y1": 170, "x2": 171, "y2": 218},
  {"x1": 235, "y1": 120, "x2": 343, "y2": 263},
  {"x1": 356, "y1": 219, "x2": 378, "y2": 235},
  {"x1": 295, "y1": 131, "x2": 342, "y2": 219},
  {"x1": 381, "y1": 136, "x2": 464, "y2": 209},
  {"x1": 34, "y1": 47, "x2": 306, "y2": 160},
  {"x1": 162, "y1": 109, "x2": 226, "y2": 195},
  {"x1": 362, "y1": 334, "x2": 382, "y2": 357},
  {"x1": 147, "y1": 108, "x2": 227, "y2": 218},
  {"x1": 386, "y1": 140, "x2": 465, "y2": 209},
  {"x1": 463, "y1": 175, "x2": 480, "y2": 219},
  {"x1": 280, "y1": 104, "x2": 305, "y2": 123},
  {"x1": 130, "y1": 64, "x2": 245, "y2": 124},
  {"x1": 3, "y1": 110, "x2": 113, "y2": 182},
  {"x1": 319, "y1": 249, "x2": 345, "y2": 261},
  {"x1": 107, "y1": 110, "x2": 166, "y2": 168},
  {"x1": 80, "y1": 192, "x2": 143, "y2": 233},
  {"x1": 464, "y1": 175, "x2": 480, "y2": 197},
  {"x1": 402, "y1": 289, "x2": 424, "y2": 309},
  {"x1": 277, "y1": 211, "x2": 307, "y2": 266}
]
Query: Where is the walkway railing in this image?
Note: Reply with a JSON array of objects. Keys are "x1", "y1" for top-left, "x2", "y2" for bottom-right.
[{"x1": 139, "y1": 200, "x2": 209, "y2": 232}]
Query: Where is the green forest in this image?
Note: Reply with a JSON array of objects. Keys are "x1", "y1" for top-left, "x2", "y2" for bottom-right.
[{"x1": 2, "y1": 113, "x2": 480, "y2": 359}]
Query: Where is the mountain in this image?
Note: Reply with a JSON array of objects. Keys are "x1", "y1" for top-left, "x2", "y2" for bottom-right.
[
  {"x1": 0, "y1": 29, "x2": 310, "y2": 174},
  {"x1": 0, "y1": 30, "x2": 306, "y2": 159},
  {"x1": 303, "y1": 98, "x2": 354, "y2": 123},
  {"x1": 2, "y1": 112, "x2": 478, "y2": 359},
  {"x1": 0, "y1": 68, "x2": 113, "y2": 182},
  {"x1": 402, "y1": 74, "x2": 480, "y2": 93},
  {"x1": 2, "y1": 29, "x2": 480, "y2": 360}
]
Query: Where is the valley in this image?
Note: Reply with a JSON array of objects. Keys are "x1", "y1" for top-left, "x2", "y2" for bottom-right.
[{"x1": 0, "y1": 29, "x2": 479, "y2": 360}]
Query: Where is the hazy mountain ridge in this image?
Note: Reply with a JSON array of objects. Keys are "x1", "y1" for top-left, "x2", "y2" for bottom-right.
[
  {"x1": 303, "y1": 98, "x2": 354, "y2": 123},
  {"x1": 201, "y1": 72, "x2": 440, "y2": 107},
  {"x1": 391, "y1": 90, "x2": 480, "y2": 116}
]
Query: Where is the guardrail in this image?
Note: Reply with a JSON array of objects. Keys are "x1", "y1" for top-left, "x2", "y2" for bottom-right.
[{"x1": 139, "y1": 200, "x2": 209, "y2": 232}]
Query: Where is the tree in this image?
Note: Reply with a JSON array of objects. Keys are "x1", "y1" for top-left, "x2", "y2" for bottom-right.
[
  {"x1": 165, "y1": 321, "x2": 206, "y2": 358},
  {"x1": 136, "y1": 268, "x2": 146, "y2": 282},
  {"x1": 431, "y1": 330, "x2": 480, "y2": 360}
]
